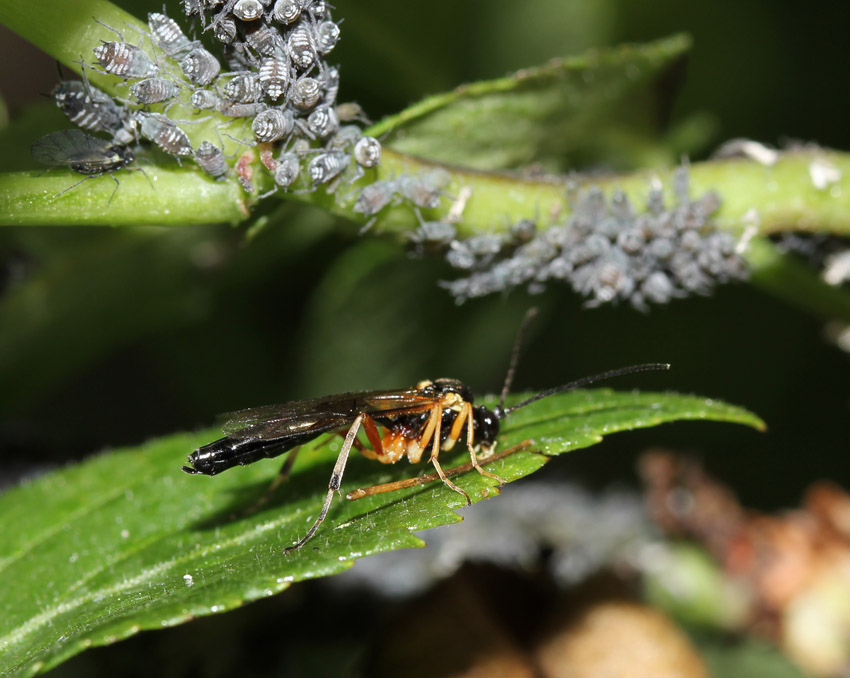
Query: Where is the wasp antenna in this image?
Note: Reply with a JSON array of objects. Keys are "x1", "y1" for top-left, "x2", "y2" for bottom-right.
[
  {"x1": 499, "y1": 362, "x2": 671, "y2": 418},
  {"x1": 496, "y1": 307, "x2": 540, "y2": 416}
]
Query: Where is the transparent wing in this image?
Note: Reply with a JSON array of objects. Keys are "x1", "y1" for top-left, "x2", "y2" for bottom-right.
[
  {"x1": 218, "y1": 388, "x2": 434, "y2": 441},
  {"x1": 30, "y1": 129, "x2": 110, "y2": 166}
]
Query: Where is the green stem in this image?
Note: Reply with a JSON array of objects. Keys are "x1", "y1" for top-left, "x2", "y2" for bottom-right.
[{"x1": 0, "y1": 167, "x2": 247, "y2": 226}]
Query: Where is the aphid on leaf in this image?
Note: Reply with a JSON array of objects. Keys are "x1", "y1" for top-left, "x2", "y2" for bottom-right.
[
  {"x1": 287, "y1": 24, "x2": 316, "y2": 71},
  {"x1": 252, "y1": 107, "x2": 293, "y2": 142},
  {"x1": 138, "y1": 112, "x2": 193, "y2": 157},
  {"x1": 213, "y1": 17, "x2": 238, "y2": 44},
  {"x1": 93, "y1": 40, "x2": 158, "y2": 79},
  {"x1": 307, "y1": 149, "x2": 348, "y2": 186},
  {"x1": 182, "y1": 309, "x2": 669, "y2": 552},
  {"x1": 353, "y1": 135, "x2": 381, "y2": 169},
  {"x1": 191, "y1": 88, "x2": 222, "y2": 110},
  {"x1": 272, "y1": 0, "x2": 300, "y2": 24},
  {"x1": 195, "y1": 140, "x2": 228, "y2": 180},
  {"x1": 223, "y1": 71, "x2": 263, "y2": 103},
  {"x1": 30, "y1": 129, "x2": 135, "y2": 202},
  {"x1": 180, "y1": 45, "x2": 221, "y2": 86},
  {"x1": 258, "y1": 56, "x2": 291, "y2": 100},
  {"x1": 232, "y1": 0, "x2": 264, "y2": 21},
  {"x1": 289, "y1": 76, "x2": 321, "y2": 110},
  {"x1": 147, "y1": 12, "x2": 194, "y2": 59},
  {"x1": 130, "y1": 77, "x2": 180, "y2": 104},
  {"x1": 51, "y1": 78, "x2": 134, "y2": 144},
  {"x1": 313, "y1": 20, "x2": 340, "y2": 55}
]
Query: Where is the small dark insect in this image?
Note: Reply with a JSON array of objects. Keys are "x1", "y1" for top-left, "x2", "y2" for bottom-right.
[
  {"x1": 30, "y1": 129, "x2": 134, "y2": 201},
  {"x1": 182, "y1": 309, "x2": 670, "y2": 552}
]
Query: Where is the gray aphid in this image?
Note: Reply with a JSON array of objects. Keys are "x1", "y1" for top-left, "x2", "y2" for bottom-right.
[
  {"x1": 289, "y1": 76, "x2": 321, "y2": 110},
  {"x1": 314, "y1": 20, "x2": 340, "y2": 55},
  {"x1": 147, "y1": 12, "x2": 194, "y2": 58},
  {"x1": 353, "y1": 136, "x2": 381, "y2": 168},
  {"x1": 252, "y1": 107, "x2": 294, "y2": 142},
  {"x1": 224, "y1": 72, "x2": 263, "y2": 103},
  {"x1": 180, "y1": 46, "x2": 221, "y2": 86},
  {"x1": 308, "y1": 150, "x2": 348, "y2": 185},
  {"x1": 94, "y1": 41, "x2": 158, "y2": 79},
  {"x1": 130, "y1": 77, "x2": 180, "y2": 104},
  {"x1": 232, "y1": 0, "x2": 264, "y2": 20},
  {"x1": 195, "y1": 140, "x2": 228, "y2": 180},
  {"x1": 258, "y1": 57, "x2": 291, "y2": 99},
  {"x1": 273, "y1": 0, "x2": 301, "y2": 24},
  {"x1": 287, "y1": 25, "x2": 316, "y2": 70},
  {"x1": 138, "y1": 112, "x2": 193, "y2": 157}
]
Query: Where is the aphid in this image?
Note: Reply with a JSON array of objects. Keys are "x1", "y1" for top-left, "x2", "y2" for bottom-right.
[
  {"x1": 51, "y1": 79, "x2": 134, "y2": 144},
  {"x1": 244, "y1": 23, "x2": 286, "y2": 58},
  {"x1": 398, "y1": 170, "x2": 450, "y2": 209},
  {"x1": 252, "y1": 107, "x2": 293, "y2": 142},
  {"x1": 307, "y1": 150, "x2": 348, "y2": 185},
  {"x1": 272, "y1": 151, "x2": 300, "y2": 189},
  {"x1": 138, "y1": 112, "x2": 193, "y2": 157},
  {"x1": 213, "y1": 17, "x2": 237, "y2": 44},
  {"x1": 289, "y1": 76, "x2": 321, "y2": 110},
  {"x1": 147, "y1": 12, "x2": 194, "y2": 59},
  {"x1": 329, "y1": 124, "x2": 361, "y2": 150},
  {"x1": 218, "y1": 101, "x2": 266, "y2": 118},
  {"x1": 93, "y1": 40, "x2": 158, "y2": 79},
  {"x1": 313, "y1": 20, "x2": 340, "y2": 55},
  {"x1": 287, "y1": 24, "x2": 316, "y2": 71},
  {"x1": 305, "y1": 105, "x2": 339, "y2": 139},
  {"x1": 31, "y1": 129, "x2": 134, "y2": 201},
  {"x1": 191, "y1": 88, "x2": 222, "y2": 110},
  {"x1": 335, "y1": 102, "x2": 369, "y2": 124},
  {"x1": 409, "y1": 219, "x2": 457, "y2": 255},
  {"x1": 223, "y1": 72, "x2": 263, "y2": 103},
  {"x1": 180, "y1": 46, "x2": 221, "y2": 86},
  {"x1": 195, "y1": 140, "x2": 228, "y2": 180},
  {"x1": 130, "y1": 77, "x2": 180, "y2": 104},
  {"x1": 233, "y1": 0, "x2": 264, "y2": 20},
  {"x1": 272, "y1": 0, "x2": 300, "y2": 24},
  {"x1": 182, "y1": 310, "x2": 670, "y2": 552},
  {"x1": 353, "y1": 179, "x2": 398, "y2": 217},
  {"x1": 258, "y1": 57, "x2": 290, "y2": 100},
  {"x1": 307, "y1": 0, "x2": 329, "y2": 18},
  {"x1": 320, "y1": 65, "x2": 339, "y2": 104},
  {"x1": 353, "y1": 136, "x2": 381, "y2": 168}
]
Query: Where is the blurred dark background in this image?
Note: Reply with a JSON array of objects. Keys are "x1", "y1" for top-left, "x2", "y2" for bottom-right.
[
  {"x1": 2, "y1": 1, "x2": 850, "y2": 675},
  {"x1": 1, "y1": 0, "x2": 849, "y2": 507}
]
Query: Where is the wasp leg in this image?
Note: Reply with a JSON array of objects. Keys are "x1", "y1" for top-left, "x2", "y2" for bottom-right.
[
  {"x1": 427, "y1": 404, "x2": 471, "y2": 506},
  {"x1": 237, "y1": 447, "x2": 301, "y2": 518},
  {"x1": 283, "y1": 413, "x2": 366, "y2": 554},
  {"x1": 462, "y1": 402, "x2": 507, "y2": 485}
]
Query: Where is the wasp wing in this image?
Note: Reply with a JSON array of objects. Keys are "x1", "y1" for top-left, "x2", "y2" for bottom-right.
[
  {"x1": 218, "y1": 388, "x2": 434, "y2": 441},
  {"x1": 30, "y1": 129, "x2": 111, "y2": 166}
]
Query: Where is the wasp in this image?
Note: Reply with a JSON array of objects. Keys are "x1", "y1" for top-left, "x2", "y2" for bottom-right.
[{"x1": 183, "y1": 310, "x2": 669, "y2": 552}]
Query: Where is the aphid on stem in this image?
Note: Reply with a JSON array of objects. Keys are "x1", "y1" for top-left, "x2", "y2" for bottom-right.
[{"x1": 182, "y1": 309, "x2": 670, "y2": 552}]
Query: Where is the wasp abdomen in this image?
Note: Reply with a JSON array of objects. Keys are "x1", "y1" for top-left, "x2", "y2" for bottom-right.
[{"x1": 183, "y1": 430, "x2": 323, "y2": 476}]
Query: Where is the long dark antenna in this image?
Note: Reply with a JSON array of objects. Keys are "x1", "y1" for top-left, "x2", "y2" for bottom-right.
[
  {"x1": 497, "y1": 307, "x2": 539, "y2": 415},
  {"x1": 498, "y1": 363, "x2": 671, "y2": 418}
]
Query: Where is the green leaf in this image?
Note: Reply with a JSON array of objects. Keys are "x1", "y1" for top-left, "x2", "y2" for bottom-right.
[
  {"x1": 369, "y1": 34, "x2": 692, "y2": 172},
  {"x1": 0, "y1": 388, "x2": 762, "y2": 675}
]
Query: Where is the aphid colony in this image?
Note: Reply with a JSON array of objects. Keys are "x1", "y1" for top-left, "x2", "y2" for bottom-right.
[
  {"x1": 432, "y1": 168, "x2": 749, "y2": 310},
  {"x1": 37, "y1": 0, "x2": 380, "y2": 194}
]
